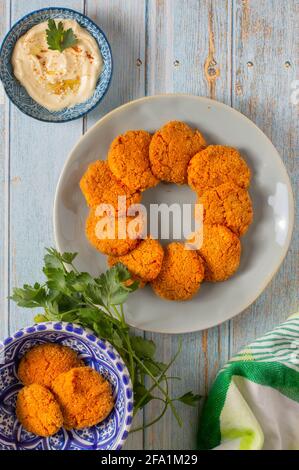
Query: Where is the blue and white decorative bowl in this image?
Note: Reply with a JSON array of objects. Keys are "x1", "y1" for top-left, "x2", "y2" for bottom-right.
[
  {"x1": 0, "y1": 7, "x2": 113, "y2": 122},
  {"x1": 0, "y1": 322, "x2": 133, "y2": 450}
]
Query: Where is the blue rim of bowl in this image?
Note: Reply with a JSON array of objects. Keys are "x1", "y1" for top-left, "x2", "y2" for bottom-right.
[
  {"x1": 0, "y1": 7, "x2": 113, "y2": 123},
  {"x1": 0, "y1": 321, "x2": 133, "y2": 450}
]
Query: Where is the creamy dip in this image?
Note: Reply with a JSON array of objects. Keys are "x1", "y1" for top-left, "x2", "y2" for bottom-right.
[{"x1": 12, "y1": 20, "x2": 103, "y2": 111}]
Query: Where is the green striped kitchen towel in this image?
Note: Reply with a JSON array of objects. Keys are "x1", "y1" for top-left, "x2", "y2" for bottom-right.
[{"x1": 198, "y1": 313, "x2": 299, "y2": 450}]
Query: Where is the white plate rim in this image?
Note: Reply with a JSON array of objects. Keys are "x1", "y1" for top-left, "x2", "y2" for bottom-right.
[{"x1": 53, "y1": 94, "x2": 295, "y2": 334}]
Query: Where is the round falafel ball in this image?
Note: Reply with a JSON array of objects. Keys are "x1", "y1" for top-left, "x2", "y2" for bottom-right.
[
  {"x1": 149, "y1": 121, "x2": 206, "y2": 184},
  {"x1": 86, "y1": 208, "x2": 144, "y2": 256},
  {"x1": 51, "y1": 367, "x2": 114, "y2": 430},
  {"x1": 108, "y1": 130, "x2": 158, "y2": 192},
  {"x1": 80, "y1": 160, "x2": 141, "y2": 210},
  {"x1": 199, "y1": 183, "x2": 253, "y2": 236},
  {"x1": 18, "y1": 343, "x2": 84, "y2": 388},
  {"x1": 188, "y1": 145, "x2": 251, "y2": 196},
  {"x1": 151, "y1": 242, "x2": 205, "y2": 301},
  {"x1": 198, "y1": 224, "x2": 241, "y2": 282},
  {"x1": 108, "y1": 237, "x2": 164, "y2": 283},
  {"x1": 16, "y1": 384, "x2": 63, "y2": 437}
]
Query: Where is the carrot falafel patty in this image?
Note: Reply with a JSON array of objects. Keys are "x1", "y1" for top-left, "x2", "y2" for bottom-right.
[
  {"x1": 86, "y1": 207, "x2": 144, "y2": 256},
  {"x1": 199, "y1": 183, "x2": 253, "y2": 236},
  {"x1": 16, "y1": 384, "x2": 63, "y2": 437},
  {"x1": 18, "y1": 343, "x2": 83, "y2": 389},
  {"x1": 198, "y1": 224, "x2": 241, "y2": 282},
  {"x1": 80, "y1": 160, "x2": 141, "y2": 210},
  {"x1": 108, "y1": 237, "x2": 164, "y2": 283},
  {"x1": 151, "y1": 242, "x2": 205, "y2": 301},
  {"x1": 149, "y1": 121, "x2": 206, "y2": 184},
  {"x1": 188, "y1": 145, "x2": 251, "y2": 196},
  {"x1": 108, "y1": 130, "x2": 158, "y2": 192},
  {"x1": 52, "y1": 367, "x2": 114, "y2": 430}
]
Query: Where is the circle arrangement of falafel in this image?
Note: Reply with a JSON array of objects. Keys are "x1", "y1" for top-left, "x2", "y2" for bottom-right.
[
  {"x1": 80, "y1": 120, "x2": 253, "y2": 301},
  {"x1": 16, "y1": 343, "x2": 114, "y2": 437}
]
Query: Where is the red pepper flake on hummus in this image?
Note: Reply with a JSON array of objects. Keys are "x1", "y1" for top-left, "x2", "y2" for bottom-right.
[{"x1": 12, "y1": 19, "x2": 102, "y2": 111}]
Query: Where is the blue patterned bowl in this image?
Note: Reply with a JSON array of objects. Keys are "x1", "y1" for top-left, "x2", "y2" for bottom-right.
[
  {"x1": 0, "y1": 322, "x2": 133, "y2": 450},
  {"x1": 0, "y1": 7, "x2": 113, "y2": 122}
]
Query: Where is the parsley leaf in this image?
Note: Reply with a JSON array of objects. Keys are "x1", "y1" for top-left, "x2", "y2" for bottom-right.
[
  {"x1": 134, "y1": 383, "x2": 154, "y2": 408},
  {"x1": 46, "y1": 19, "x2": 78, "y2": 53}
]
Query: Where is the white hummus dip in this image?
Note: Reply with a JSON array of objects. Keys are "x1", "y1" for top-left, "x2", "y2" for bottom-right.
[{"x1": 12, "y1": 20, "x2": 103, "y2": 111}]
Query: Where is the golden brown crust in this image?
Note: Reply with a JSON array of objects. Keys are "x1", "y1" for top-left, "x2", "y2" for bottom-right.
[
  {"x1": 80, "y1": 160, "x2": 141, "y2": 210},
  {"x1": 51, "y1": 367, "x2": 114, "y2": 430},
  {"x1": 108, "y1": 130, "x2": 158, "y2": 192},
  {"x1": 199, "y1": 183, "x2": 253, "y2": 236},
  {"x1": 151, "y1": 242, "x2": 205, "y2": 300},
  {"x1": 188, "y1": 145, "x2": 251, "y2": 196},
  {"x1": 198, "y1": 224, "x2": 241, "y2": 282},
  {"x1": 16, "y1": 384, "x2": 63, "y2": 437},
  {"x1": 108, "y1": 237, "x2": 164, "y2": 283},
  {"x1": 18, "y1": 343, "x2": 84, "y2": 388},
  {"x1": 149, "y1": 121, "x2": 206, "y2": 184},
  {"x1": 86, "y1": 208, "x2": 144, "y2": 256}
]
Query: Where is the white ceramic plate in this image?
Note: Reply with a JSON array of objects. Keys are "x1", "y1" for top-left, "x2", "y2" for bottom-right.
[{"x1": 54, "y1": 95, "x2": 294, "y2": 334}]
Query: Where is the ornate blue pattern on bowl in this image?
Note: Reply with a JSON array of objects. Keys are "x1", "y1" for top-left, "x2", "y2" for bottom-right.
[
  {"x1": 0, "y1": 7, "x2": 113, "y2": 122},
  {"x1": 0, "y1": 322, "x2": 133, "y2": 450}
]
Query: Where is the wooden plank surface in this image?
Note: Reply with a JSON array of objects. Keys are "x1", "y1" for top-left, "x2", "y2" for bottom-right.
[{"x1": 0, "y1": 0, "x2": 297, "y2": 450}]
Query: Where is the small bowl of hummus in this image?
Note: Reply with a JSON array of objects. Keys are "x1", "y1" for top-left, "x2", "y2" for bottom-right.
[{"x1": 0, "y1": 7, "x2": 113, "y2": 122}]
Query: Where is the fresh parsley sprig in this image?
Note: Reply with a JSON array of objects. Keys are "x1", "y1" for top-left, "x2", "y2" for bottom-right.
[
  {"x1": 46, "y1": 19, "x2": 78, "y2": 53},
  {"x1": 11, "y1": 249, "x2": 200, "y2": 431}
]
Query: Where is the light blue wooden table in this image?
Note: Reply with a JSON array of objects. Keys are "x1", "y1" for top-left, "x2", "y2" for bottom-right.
[{"x1": 0, "y1": 0, "x2": 298, "y2": 450}]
